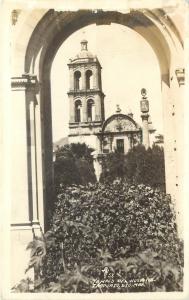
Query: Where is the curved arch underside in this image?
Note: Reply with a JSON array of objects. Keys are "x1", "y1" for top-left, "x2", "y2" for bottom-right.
[{"x1": 25, "y1": 9, "x2": 175, "y2": 85}]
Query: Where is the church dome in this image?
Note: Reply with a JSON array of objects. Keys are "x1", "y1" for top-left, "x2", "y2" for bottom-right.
[{"x1": 70, "y1": 40, "x2": 98, "y2": 63}]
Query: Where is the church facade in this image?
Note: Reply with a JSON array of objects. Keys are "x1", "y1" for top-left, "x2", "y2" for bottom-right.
[{"x1": 68, "y1": 40, "x2": 155, "y2": 155}]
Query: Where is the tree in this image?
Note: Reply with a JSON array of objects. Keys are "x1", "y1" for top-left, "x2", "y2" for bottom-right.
[
  {"x1": 100, "y1": 144, "x2": 165, "y2": 191},
  {"x1": 54, "y1": 143, "x2": 96, "y2": 189}
]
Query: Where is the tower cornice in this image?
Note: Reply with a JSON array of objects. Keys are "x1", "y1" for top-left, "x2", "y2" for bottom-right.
[
  {"x1": 68, "y1": 60, "x2": 102, "y2": 69},
  {"x1": 67, "y1": 90, "x2": 105, "y2": 97}
]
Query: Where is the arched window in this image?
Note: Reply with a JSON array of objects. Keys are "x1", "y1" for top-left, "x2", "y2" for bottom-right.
[
  {"x1": 86, "y1": 70, "x2": 93, "y2": 90},
  {"x1": 87, "y1": 99, "x2": 95, "y2": 121},
  {"x1": 74, "y1": 71, "x2": 81, "y2": 90},
  {"x1": 75, "y1": 100, "x2": 82, "y2": 122}
]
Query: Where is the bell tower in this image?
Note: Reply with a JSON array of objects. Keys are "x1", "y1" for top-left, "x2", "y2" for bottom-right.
[{"x1": 67, "y1": 40, "x2": 105, "y2": 148}]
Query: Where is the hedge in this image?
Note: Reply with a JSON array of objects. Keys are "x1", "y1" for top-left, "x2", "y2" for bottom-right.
[
  {"x1": 37, "y1": 181, "x2": 183, "y2": 293},
  {"x1": 100, "y1": 144, "x2": 165, "y2": 191}
]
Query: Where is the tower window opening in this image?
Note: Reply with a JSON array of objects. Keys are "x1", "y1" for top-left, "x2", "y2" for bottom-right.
[
  {"x1": 75, "y1": 100, "x2": 82, "y2": 122},
  {"x1": 86, "y1": 70, "x2": 93, "y2": 90},
  {"x1": 87, "y1": 99, "x2": 95, "y2": 121},
  {"x1": 74, "y1": 71, "x2": 81, "y2": 90}
]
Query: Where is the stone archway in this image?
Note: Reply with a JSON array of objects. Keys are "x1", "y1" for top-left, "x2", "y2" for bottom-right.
[
  {"x1": 11, "y1": 7, "x2": 185, "y2": 284},
  {"x1": 26, "y1": 9, "x2": 184, "y2": 225}
]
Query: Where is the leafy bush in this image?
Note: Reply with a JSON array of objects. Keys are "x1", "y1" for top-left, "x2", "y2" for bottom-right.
[
  {"x1": 37, "y1": 182, "x2": 183, "y2": 292},
  {"x1": 100, "y1": 145, "x2": 165, "y2": 191}
]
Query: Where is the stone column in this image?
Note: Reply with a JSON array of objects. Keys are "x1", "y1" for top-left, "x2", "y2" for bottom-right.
[
  {"x1": 141, "y1": 113, "x2": 150, "y2": 149},
  {"x1": 140, "y1": 89, "x2": 150, "y2": 150},
  {"x1": 27, "y1": 90, "x2": 39, "y2": 226},
  {"x1": 11, "y1": 74, "x2": 41, "y2": 228},
  {"x1": 127, "y1": 133, "x2": 132, "y2": 149},
  {"x1": 93, "y1": 66, "x2": 99, "y2": 89},
  {"x1": 11, "y1": 76, "x2": 32, "y2": 225},
  {"x1": 69, "y1": 68, "x2": 74, "y2": 90},
  {"x1": 109, "y1": 135, "x2": 113, "y2": 152},
  {"x1": 10, "y1": 74, "x2": 41, "y2": 285},
  {"x1": 81, "y1": 67, "x2": 86, "y2": 90},
  {"x1": 174, "y1": 69, "x2": 185, "y2": 239},
  {"x1": 95, "y1": 94, "x2": 102, "y2": 121},
  {"x1": 68, "y1": 94, "x2": 75, "y2": 123},
  {"x1": 164, "y1": 68, "x2": 185, "y2": 239},
  {"x1": 82, "y1": 97, "x2": 87, "y2": 122}
]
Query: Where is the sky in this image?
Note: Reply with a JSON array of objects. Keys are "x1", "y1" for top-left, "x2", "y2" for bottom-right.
[{"x1": 51, "y1": 23, "x2": 163, "y2": 142}]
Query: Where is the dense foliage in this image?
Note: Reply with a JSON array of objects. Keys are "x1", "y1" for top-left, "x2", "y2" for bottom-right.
[
  {"x1": 100, "y1": 145, "x2": 165, "y2": 191},
  {"x1": 17, "y1": 181, "x2": 182, "y2": 293},
  {"x1": 54, "y1": 143, "x2": 96, "y2": 189},
  {"x1": 12, "y1": 144, "x2": 183, "y2": 293}
]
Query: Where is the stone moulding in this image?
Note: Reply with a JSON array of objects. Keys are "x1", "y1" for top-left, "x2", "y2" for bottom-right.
[
  {"x1": 11, "y1": 74, "x2": 38, "y2": 90},
  {"x1": 175, "y1": 68, "x2": 185, "y2": 87}
]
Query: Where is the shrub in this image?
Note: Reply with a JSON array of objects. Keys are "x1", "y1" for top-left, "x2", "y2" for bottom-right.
[{"x1": 39, "y1": 182, "x2": 183, "y2": 292}]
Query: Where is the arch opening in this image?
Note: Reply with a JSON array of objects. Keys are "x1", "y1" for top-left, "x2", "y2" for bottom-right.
[
  {"x1": 75, "y1": 100, "x2": 82, "y2": 122},
  {"x1": 74, "y1": 71, "x2": 81, "y2": 90},
  {"x1": 24, "y1": 9, "x2": 177, "y2": 230},
  {"x1": 86, "y1": 69, "x2": 93, "y2": 90}
]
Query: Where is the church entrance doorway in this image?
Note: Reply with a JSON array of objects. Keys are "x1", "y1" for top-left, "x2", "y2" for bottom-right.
[{"x1": 116, "y1": 139, "x2": 125, "y2": 154}]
